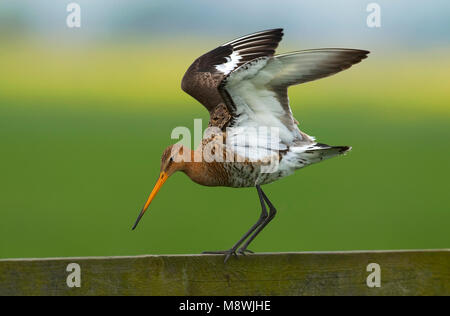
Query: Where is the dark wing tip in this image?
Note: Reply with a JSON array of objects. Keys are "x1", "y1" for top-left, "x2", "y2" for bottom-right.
[
  {"x1": 263, "y1": 28, "x2": 284, "y2": 34},
  {"x1": 327, "y1": 49, "x2": 370, "y2": 69},
  {"x1": 338, "y1": 48, "x2": 370, "y2": 57},
  {"x1": 224, "y1": 28, "x2": 284, "y2": 53},
  {"x1": 260, "y1": 28, "x2": 284, "y2": 37},
  {"x1": 350, "y1": 49, "x2": 370, "y2": 60},
  {"x1": 227, "y1": 28, "x2": 284, "y2": 42},
  {"x1": 350, "y1": 49, "x2": 371, "y2": 65},
  {"x1": 356, "y1": 49, "x2": 370, "y2": 58}
]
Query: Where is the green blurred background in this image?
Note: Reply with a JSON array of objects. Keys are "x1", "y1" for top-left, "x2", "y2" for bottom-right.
[{"x1": 1, "y1": 1, "x2": 449, "y2": 259}]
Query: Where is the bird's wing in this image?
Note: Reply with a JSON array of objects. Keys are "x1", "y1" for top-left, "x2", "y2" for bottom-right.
[
  {"x1": 181, "y1": 29, "x2": 284, "y2": 128},
  {"x1": 219, "y1": 48, "x2": 369, "y2": 160}
]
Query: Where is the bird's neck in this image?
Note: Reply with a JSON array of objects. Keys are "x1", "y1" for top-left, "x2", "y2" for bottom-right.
[{"x1": 181, "y1": 148, "x2": 225, "y2": 186}]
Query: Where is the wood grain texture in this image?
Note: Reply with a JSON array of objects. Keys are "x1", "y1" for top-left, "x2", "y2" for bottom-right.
[{"x1": 0, "y1": 250, "x2": 448, "y2": 296}]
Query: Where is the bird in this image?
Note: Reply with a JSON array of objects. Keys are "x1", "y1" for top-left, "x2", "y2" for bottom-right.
[{"x1": 132, "y1": 28, "x2": 369, "y2": 262}]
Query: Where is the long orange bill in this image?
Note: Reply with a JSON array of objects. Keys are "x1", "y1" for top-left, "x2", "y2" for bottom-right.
[{"x1": 132, "y1": 172, "x2": 168, "y2": 230}]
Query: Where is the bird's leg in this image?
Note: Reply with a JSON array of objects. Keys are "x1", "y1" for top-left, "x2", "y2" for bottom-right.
[
  {"x1": 237, "y1": 188, "x2": 277, "y2": 254},
  {"x1": 202, "y1": 185, "x2": 268, "y2": 263}
]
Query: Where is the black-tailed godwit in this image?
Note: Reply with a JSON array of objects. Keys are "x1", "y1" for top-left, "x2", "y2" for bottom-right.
[{"x1": 132, "y1": 28, "x2": 369, "y2": 262}]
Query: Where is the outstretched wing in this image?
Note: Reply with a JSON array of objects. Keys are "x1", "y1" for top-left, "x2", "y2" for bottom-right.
[
  {"x1": 220, "y1": 48, "x2": 370, "y2": 145},
  {"x1": 181, "y1": 29, "x2": 284, "y2": 128}
]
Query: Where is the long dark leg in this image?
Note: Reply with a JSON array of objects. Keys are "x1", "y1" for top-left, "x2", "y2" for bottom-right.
[
  {"x1": 237, "y1": 188, "x2": 277, "y2": 254},
  {"x1": 203, "y1": 185, "x2": 268, "y2": 263}
]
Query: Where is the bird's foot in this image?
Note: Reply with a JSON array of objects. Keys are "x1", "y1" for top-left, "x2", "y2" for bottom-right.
[
  {"x1": 202, "y1": 249, "x2": 238, "y2": 263},
  {"x1": 237, "y1": 248, "x2": 254, "y2": 256}
]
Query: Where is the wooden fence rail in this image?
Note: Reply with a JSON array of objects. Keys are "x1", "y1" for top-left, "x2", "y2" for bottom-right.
[{"x1": 0, "y1": 249, "x2": 448, "y2": 296}]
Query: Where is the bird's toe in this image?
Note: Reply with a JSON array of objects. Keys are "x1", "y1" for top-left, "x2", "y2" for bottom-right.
[
  {"x1": 237, "y1": 248, "x2": 254, "y2": 255},
  {"x1": 202, "y1": 249, "x2": 239, "y2": 263}
]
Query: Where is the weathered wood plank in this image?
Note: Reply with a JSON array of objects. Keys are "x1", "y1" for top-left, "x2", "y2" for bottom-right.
[{"x1": 0, "y1": 250, "x2": 448, "y2": 296}]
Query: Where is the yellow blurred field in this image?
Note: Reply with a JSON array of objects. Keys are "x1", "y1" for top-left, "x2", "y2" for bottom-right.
[{"x1": 1, "y1": 40, "x2": 449, "y2": 115}]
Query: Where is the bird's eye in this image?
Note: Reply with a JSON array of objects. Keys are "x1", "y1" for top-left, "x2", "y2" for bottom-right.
[{"x1": 169, "y1": 157, "x2": 174, "y2": 163}]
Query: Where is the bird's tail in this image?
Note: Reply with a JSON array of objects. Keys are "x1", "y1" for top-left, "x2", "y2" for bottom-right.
[{"x1": 291, "y1": 143, "x2": 351, "y2": 165}]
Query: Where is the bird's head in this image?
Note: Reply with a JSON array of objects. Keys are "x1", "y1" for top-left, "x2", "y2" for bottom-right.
[{"x1": 132, "y1": 143, "x2": 189, "y2": 230}]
